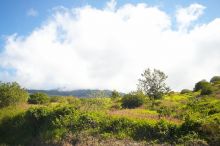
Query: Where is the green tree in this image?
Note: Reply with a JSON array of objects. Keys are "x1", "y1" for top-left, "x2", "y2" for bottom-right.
[
  {"x1": 193, "y1": 80, "x2": 213, "y2": 95},
  {"x1": 200, "y1": 84, "x2": 213, "y2": 95},
  {"x1": 28, "y1": 92, "x2": 49, "y2": 104},
  {"x1": 0, "y1": 82, "x2": 29, "y2": 108},
  {"x1": 137, "y1": 68, "x2": 170, "y2": 99},
  {"x1": 111, "y1": 90, "x2": 120, "y2": 98},
  {"x1": 121, "y1": 92, "x2": 145, "y2": 108},
  {"x1": 210, "y1": 76, "x2": 220, "y2": 83},
  {"x1": 194, "y1": 80, "x2": 209, "y2": 92}
]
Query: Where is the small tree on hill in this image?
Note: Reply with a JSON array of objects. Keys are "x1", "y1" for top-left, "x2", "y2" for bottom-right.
[
  {"x1": 111, "y1": 90, "x2": 120, "y2": 98},
  {"x1": 28, "y1": 92, "x2": 49, "y2": 104},
  {"x1": 121, "y1": 92, "x2": 145, "y2": 108},
  {"x1": 0, "y1": 82, "x2": 29, "y2": 108},
  {"x1": 194, "y1": 80, "x2": 209, "y2": 92},
  {"x1": 194, "y1": 80, "x2": 213, "y2": 95},
  {"x1": 210, "y1": 76, "x2": 220, "y2": 83},
  {"x1": 137, "y1": 68, "x2": 170, "y2": 99}
]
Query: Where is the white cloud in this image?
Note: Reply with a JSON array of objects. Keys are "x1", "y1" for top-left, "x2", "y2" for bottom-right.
[
  {"x1": 27, "y1": 8, "x2": 38, "y2": 17},
  {"x1": 106, "y1": 0, "x2": 117, "y2": 11},
  {"x1": 1, "y1": 1, "x2": 220, "y2": 92},
  {"x1": 176, "y1": 3, "x2": 205, "y2": 31}
]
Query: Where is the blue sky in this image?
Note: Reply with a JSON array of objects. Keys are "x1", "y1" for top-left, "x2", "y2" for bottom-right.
[
  {"x1": 0, "y1": 0, "x2": 220, "y2": 37},
  {"x1": 0, "y1": 0, "x2": 219, "y2": 49},
  {"x1": 0, "y1": 0, "x2": 220, "y2": 91}
]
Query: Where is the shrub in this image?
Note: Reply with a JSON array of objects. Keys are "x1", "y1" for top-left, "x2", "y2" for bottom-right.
[
  {"x1": 65, "y1": 96, "x2": 81, "y2": 106},
  {"x1": 200, "y1": 84, "x2": 213, "y2": 95},
  {"x1": 193, "y1": 80, "x2": 210, "y2": 92},
  {"x1": 121, "y1": 93, "x2": 145, "y2": 109},
  {"x1": 193, "y1": 80, "x2": 213, "y2": 95},
  {"x1": 111, "y1": 90, "x2": 120, "y2": 98},
  {"x1": 180, "y1": 89, "x2": 191, "y2": 94},
  {"x1": 28, "y1": 92, "x2": 49, "y2": 104},
  {"x1": 0, "y1": 82, "x2": 29, "y2": 108},
  {"x1": 178, "y1": 132, "x2": 208, "y2": 146},
  {"x1": 210, "y1": 76, "x2": 220, "y2": 83},
  {"x1": 157, "y1": 106, "x2": 172, "y2": 117},
  {"x1": 50, "y1": 96, "x2": 63, "y2": 103}
]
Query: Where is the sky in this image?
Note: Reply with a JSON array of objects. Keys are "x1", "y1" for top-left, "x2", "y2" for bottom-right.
[{"x1": 0, "y1": 0, "x2": 220, "y2": 92}]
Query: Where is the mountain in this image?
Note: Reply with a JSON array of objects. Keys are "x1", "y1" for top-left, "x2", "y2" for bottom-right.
[{"x1": 27, "y1": 89, "x2": 121, "y2": 98}]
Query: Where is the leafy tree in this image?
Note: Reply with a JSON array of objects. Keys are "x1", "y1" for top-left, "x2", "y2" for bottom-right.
[
  {"x1": 137, "y1": 68, "x2": 170, "y2": 99},
  {"x1": 193, "y1": 80, "x2": 210, "y2": 92},
  {"x1": 111, "y1": 90, "x2": 120, "y2": 98},
  {"x1": 0, "y1": 82, "x2": 28, "y2": 108},
  {"x1": 121, "y1": 92, "x2": 145, "y2": 108},
  {"x1": 210, "y1": 76, "x2": 220, "y2": 83},
  {"x1": 200, "y1": 84, "x2": 213, "y2": 95},
  {"x1": 28, "y1": 92, "x2": 49, "y2": 104},
  {"x1": 193, "y1": 80, "x2": 213, "y2": 95}
]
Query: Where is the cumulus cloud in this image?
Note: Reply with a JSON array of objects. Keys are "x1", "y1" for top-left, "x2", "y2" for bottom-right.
[
  {"x1": 1, "y1": 1, "x2": 220, "y2": 92},
  {"x1": 176, "y1": 3, "x2": 205, "y2": 31},
  {"x1": 27, "y1": 8, "x2": 38, "y2": 17}
]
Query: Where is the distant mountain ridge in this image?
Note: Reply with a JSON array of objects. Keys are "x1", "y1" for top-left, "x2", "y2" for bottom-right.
[{"x1": 28, "y1": 89, "x2": 122, "y2": 98}]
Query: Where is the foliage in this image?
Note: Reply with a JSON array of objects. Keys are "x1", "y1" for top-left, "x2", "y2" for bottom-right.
[
  {"x1": 193, "y1": 80, "x2": 214, "y2": 95},
  {"x1": 0, "y1": 82, "x2": 29, "y2": 108},
  {"x1": 121, "y1": 92, "x2": 145, "y2": 109},
  {"x1": 79, "y1": 97, "x2": 112, "y2": 111},
  {"x1": 111, "y1": 90, "x2": 120, "y2": 98},
  {"x1": 1, "y1": 75, "x2": 220, "y2": 145},
  {"x1": 180, "y1": 89, "x2": 191, "y2": 94},
  {"x1": 138, "y1": 68, "x2": 170, "y2": 99},
  {"x1": 200, "y1": 84, "x2": 213, "y2": 95},
  {"x1": 210, "y1": 76, "x2": 220, "y2": 83},
  {"x1": 194, "y1": 80, "x2": 209, "y2": 92},
  {"x1": 28, "y1": 92, "x2": 49, "y2": 104}
]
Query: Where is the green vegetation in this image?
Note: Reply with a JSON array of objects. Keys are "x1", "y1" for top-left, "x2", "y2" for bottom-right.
[
  {"x1": 28, "y1": 92, "x2": 49, "y2": 104},
  {"x1": 210, "y1": 76, "x2": 220, "y2": 83},
  {"x1": 180, "y1": 89, "x2": 191, "y2": 94},
  {"x1": 0, "y1": 73, "x2": 220, "y2": 145},
  {"x1": 111, "y1": 90, "x2": 120, "y2": 98},
  {"x1": 121, "y1": 92, "x2": 145, "y2": 108},
  {"x1": 138, "y1": 68, "x2": 170, "y2": 99},
  {"x1": 194, "y1": 80, "x2": 210, "y2": 92},
  {"x1": 0, "y1": 82, "x2": 28, "y2": 108},
  {"x1": 194, "y1": 80, "x2": 214, "y2": 95}
]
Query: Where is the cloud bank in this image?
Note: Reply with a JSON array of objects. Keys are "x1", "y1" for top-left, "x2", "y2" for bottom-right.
[{"x1": 1, "y1": 2, "x2": 220, "y2": 92}]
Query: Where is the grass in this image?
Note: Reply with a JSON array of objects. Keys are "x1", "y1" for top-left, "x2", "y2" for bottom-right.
[
  {"x1": 0, "y1": 103, "x2": 30, "y2": 122},
  {"x1": 108, "y1": 108, "x2": 182, "y2": 124}
]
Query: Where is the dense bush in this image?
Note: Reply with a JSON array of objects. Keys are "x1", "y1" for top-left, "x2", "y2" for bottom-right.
[
  {"x1": 193, "y1": 80, "x2": 213, "y2": 95},
  {"x1": 0, "y1": 82, "x2": 29, "y2": 108},
  {"x1": 1, "y1": 103, "x2": 219, "y2": 145},
  {"x1": 111, "y1": 90, "x2": 120, "y2": 98},
  {"x1": 200, "y1": 84, "x2": 213, "y2": 95},
  {"x1": 121, "y1": 93, "x2": 145, "y2": 109},
  {"x1": 193, "y1": 80, "x2": 210, "y2": 92},
  {"x1": 210, "y1": 76, "x2": 220, "y2": 83},
  {"x1": 50, "y1": 96, "x2": 62, "y2": 102},
  {"x1": 180, "y1": 89, "x2": 191, "y2": 94},
  {"x1": 157, "y1": 106, "x2": 172, "y2": 117},
  {"x1": 28, "y1": 92, "x2": 49, "y2": 104}
]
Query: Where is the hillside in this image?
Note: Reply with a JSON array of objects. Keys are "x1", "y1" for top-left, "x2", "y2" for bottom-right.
[{"x1": 0, "y1": 77, "x2": 220, "y2": 146}]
